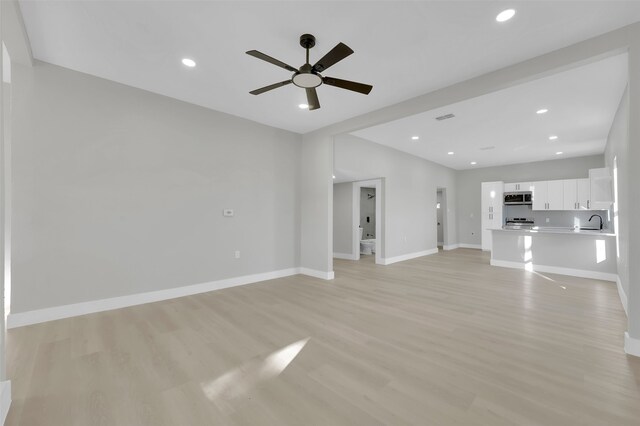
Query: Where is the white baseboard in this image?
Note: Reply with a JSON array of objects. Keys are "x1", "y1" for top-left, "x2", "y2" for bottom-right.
[
  {"x1": 458, "y1": 243, "x2": 482, "y2": 250},
  {"x1": 490, "y1": 259, "x2": 617, "y2": 282},
  {"x1": 625, "y1": 332, "x2": 640, "y2": 357},
  {"x1": 381, "y1": 248, "x2": 439, "y2": 265},
  {"x1": 299, "y1": 268, "x2": 335, "y2": 280},
  {"x1": 333, "y1": 252, "x2": 357, "y2": 260},
  {"x1": 0, "y1": 380, "x2": 10, "y2": 425},
  {"x1": 443, "y1": 244, "x2": 459, "y2": 251},
  {"x1": 7, "y1": 267, "x2": 301, "y2": 329},
  {"x1": 617, "y1": 276, "x2": 628, "y2": 316}
]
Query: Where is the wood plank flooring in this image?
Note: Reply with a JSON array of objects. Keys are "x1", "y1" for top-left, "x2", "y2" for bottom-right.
[{"x1": 6, "y1": 249, "x2": 640, "y2": 425}]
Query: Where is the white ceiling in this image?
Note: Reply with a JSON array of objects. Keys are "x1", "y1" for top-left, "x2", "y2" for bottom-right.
[
  {"x1": 351, "y1": 53, "x2": 628, "y2": 170},
  {"x1": 18, "y1": 1, "x2": 640, "y2": 134}
]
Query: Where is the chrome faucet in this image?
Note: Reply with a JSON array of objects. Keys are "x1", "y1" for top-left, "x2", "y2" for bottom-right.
[{"x1": 589, "y1": 214, "x2": 603, "y2": 230}]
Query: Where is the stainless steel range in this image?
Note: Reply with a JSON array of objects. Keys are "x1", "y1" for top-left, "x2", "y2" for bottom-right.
[{"x1": 504, "y1": 217, "x2": 535, "y2": 230}]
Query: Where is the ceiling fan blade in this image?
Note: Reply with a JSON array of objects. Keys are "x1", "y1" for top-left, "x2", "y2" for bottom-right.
[
  {"x1": 306, "y1": 88, "x2": 320, "y2": 110},
  {"x1": 246, "y1": 50, "x2": 297, "y2": 72},
  {"x1": 312, "y1": 42, "x2": 354, "y2": 72},
  {"x1": 322, "y1": 77, "x2": 372, "y2": 95},
  {"x1": 249, "y1": 80, "x2": 292, "y2": 95}
]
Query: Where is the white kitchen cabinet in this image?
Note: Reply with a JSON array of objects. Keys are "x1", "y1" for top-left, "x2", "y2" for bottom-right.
[
  {"x1": 589, "y1": 167, "x2": 613, "y2": 209},
  {"x1": 481, "y1": 181, "x2": 504, "y2": 251},
  {"x1": 547, "y1": 180, "x2": 564, "y2": 210},
  {"x1": 531, "y1": 181, "x2": 547, "y2": 210},
  {"x1": 532, "y1": 180, "x2": 564, "y2": 210},
  {"x1": 563, "y1": 178, "x2": 591, "y2": 210},
  {"x1": 504, "y1": 182, "x2": 532, "y2": 192},
  {"x1": 563, "y1": 179, "x2": 578, "y2": 210},
  {"x1": 577, "y1": 178, "x2": 591, "y2": 210}
]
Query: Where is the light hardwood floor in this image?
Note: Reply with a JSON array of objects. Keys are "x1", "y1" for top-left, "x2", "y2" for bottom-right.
[{"x1": 6, "y1": 249, "x2": 640, "y2": 425}]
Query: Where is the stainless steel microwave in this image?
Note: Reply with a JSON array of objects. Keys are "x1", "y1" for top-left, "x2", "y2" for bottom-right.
[{"x1": 504, "y1": 192, "x2": 532, "y2": 205}]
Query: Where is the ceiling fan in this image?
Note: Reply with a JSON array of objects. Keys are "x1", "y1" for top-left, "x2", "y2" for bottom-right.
[{"x1": 246, "y1": 34, "x2": 373, "y2": 110}]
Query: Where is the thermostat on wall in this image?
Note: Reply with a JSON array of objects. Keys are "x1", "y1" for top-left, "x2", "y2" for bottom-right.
[{"x1": 223, "y1": 209, "x2": 234, "y2": 217}]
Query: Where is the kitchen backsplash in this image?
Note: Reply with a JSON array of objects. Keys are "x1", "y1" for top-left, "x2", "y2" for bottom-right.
[{"x1": 504, "y1": 205, "x2": 611, "y2": 229}]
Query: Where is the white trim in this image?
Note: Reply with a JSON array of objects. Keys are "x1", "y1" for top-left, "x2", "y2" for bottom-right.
[
  {"x1": 625, "y1": 332, "x2": 640, "y2": 357},
  {"x1": 443, "y1": 244, "x2": 459, "y2": 251},
  {"x1": 617, "y1": 275, "x2": 628, "y2": 316},
  {"x1": 299, "y1": 268, "x2": 335, "y2": 280},
  {"x1": 0, "y1": 380, "x2": 10, "y2": 425},
  {"x1": 458, "y1": 243, "x2": 482, "y2": 250},
  {"x1": 490, "y1": 259, "x2": 617, "y2": 282},
  {"x1": 7, "y1": 268, "x2": 300, "y2": 329},
  {"x1": 381, "y1": 248, "x2": 439, "y2": 265},
  {"x1": 333, "y1": 252, "x2": 357, "y2": 260}
]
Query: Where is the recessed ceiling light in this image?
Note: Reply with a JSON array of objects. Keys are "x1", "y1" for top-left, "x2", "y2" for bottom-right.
[
  {"x1": 496, "y1": 9, "x2": 516, "y2": 22},
  {"x1": 448, "y1": 152, "x2": 454, "y2": 155},
  {"x1": 470, "y1": 161, "x2": 477, "y2": 165},
  {"x1": 332, "y1": 175, "x2": 336, "y2": 179},
  {"x1": 298, "y1": 103, "x2": 309, "y2": 109},
  {"x1": 556, "y1": 151, "x2": 563, "y2": 155},
  {"x1": 181, "y1": 58, "x2": 196, "y2": 67},
  {"x1": 549, "y1": 135, "x2": 558, "y2": 140},
  {"x1": 411, "y1": 136, "x2": 419, "y2": 140},
  {"x1": 536, "y1": 108, "x2": 548, "y2": 114}
]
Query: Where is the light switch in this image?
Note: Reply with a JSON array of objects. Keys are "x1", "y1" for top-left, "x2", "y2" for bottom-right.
[{"x1": 223, "y1": 209, "x2": 234, "y2": 217}]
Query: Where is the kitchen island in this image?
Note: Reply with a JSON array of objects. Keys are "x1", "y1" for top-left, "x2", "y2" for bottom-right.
[{"x1": 490, "y1": 227, "x2": 617, "y2": 281}]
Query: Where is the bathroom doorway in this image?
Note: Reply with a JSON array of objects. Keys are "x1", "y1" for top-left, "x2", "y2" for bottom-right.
[
  {"x1": 332, "y1": 178, "x2": 383, "y2": 264},
  {"x1": 437, "y1": 187, "x2": 448, "y2": 251},
  {"x1": 359, "y1": 186, "x2": 376, "y2": 259},
  {"x1": 353, "y1": 179, "x2": 383, "y2": 264}
]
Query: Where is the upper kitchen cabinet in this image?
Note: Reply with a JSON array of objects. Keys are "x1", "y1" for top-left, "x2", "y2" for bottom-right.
[
  {"x1": 532, "y1": 180, "x2": 564, "y2": 210},
  {"x1": 589, "y1": 167, "x2": 613, "y2": 209},
  {"x1": 504, "y1": 182, "x2": 533, "y2": 192},
  {"x1": 563, "y1": 178, "x2": 591, "y2": 210}
]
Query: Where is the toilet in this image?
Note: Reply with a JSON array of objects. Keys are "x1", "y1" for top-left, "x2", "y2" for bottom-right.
[{"x1": 359, "y1": 227, "x2": 376, "y2": 255}]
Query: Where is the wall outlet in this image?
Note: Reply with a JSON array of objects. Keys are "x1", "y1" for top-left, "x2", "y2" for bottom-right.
[
  {"x1": 546, "y1": 217, "x2": 550, "y2": 223},
  {"x1": 234, "y1": 250, "x2": 240, "y2": 259}
]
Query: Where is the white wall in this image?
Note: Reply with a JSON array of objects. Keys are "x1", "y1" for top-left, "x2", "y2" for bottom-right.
[
  {"x1": 11, "y1": 61, "x2": 302, "y2": 314},
  {"x1": 335, "y1": 134, "x2": 457, "y2": 259},
  {"x1": 605, "y1": 89, "x2": 630, "y2": 302},
  {"x1": 332, "y1": 182, "x2": 352, "y2": 255},
  {"x1": 456, "y1": 155, "x2": 605, "y2": 246}
]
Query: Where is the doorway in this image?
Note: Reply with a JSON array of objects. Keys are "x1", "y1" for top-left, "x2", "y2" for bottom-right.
[
  {"x1": 437, "y1": 187, "x2": 448, "y2": 250},
  {"x1": 353, "y1": 179, "x2": 383, "y2": 264}
]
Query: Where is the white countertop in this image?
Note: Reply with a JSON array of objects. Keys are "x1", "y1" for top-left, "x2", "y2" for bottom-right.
[{"x1": 490, "y1": 227, "x2": 616, "y2": 237}]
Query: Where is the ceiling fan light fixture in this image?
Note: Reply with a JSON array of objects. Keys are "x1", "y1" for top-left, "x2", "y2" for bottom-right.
[{"x1": 292, "y1": 72, "x2": 322, "y2": 88}]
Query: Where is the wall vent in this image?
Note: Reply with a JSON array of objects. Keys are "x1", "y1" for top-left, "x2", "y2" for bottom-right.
[
  {"x1": 435, "y1": 113, "x2": 455, "y2": 121},
  {"x1": 479, "y1": 145, "x2": 495, "y2": 150}
]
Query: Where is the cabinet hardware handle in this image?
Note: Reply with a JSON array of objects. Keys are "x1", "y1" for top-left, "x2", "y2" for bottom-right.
[{"x1": 587, "y1": 200, "x2": 590, "y2": 209}]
